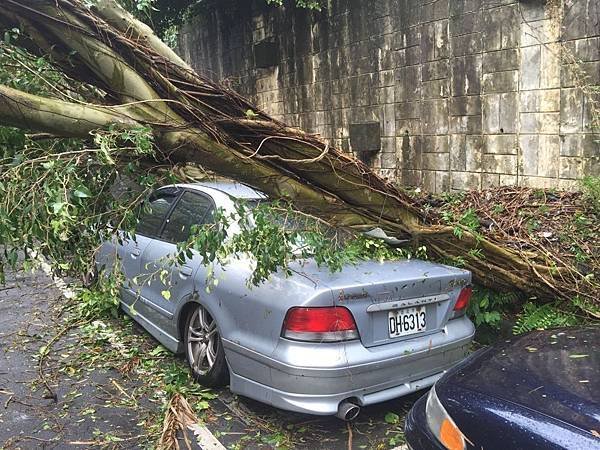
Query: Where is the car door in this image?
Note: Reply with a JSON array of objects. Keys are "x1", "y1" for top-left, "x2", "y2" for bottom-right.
[
  {"x1": 136, "y1": 190, "x2": 215, "y2": 337},
  {"x1": 118, "y1": 187, "x2": 181, "y2": 308}
]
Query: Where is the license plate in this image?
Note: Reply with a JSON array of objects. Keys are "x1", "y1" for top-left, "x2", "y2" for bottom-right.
[{"x1": 388, "y1": 306, "x2": 426, "y2": 338}]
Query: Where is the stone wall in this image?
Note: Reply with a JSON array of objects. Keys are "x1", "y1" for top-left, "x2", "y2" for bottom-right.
[{"x1": 179, "y1": 0, "x2": 600, "y2": 192}]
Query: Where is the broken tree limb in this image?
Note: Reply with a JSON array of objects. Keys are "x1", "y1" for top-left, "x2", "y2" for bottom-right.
[
  {"x1": 0, "y1": 0, "x2": 597, "y2": 310},
  {"x1": 0, "y1": 85, "x2": 139, "y2": 136}
]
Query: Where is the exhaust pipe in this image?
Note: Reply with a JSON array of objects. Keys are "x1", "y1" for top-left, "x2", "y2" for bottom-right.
[{"x1": 336, "y1": 400, "x2": 361, "y2": 421}]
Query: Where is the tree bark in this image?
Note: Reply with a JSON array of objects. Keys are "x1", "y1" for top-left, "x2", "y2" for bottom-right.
[
  {"x1": 0, "y1": 85, "x2": 139, "y2": 136},
  {"x1": 0, "y1": 0, "x2": 596, "y2": 309}
]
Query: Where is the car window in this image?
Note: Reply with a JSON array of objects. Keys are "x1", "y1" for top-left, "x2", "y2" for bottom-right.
[
  {"x1": 162, "y1": 191, "x2": 214, "y2": 243},
  {"x1": 136, "y1": 189, "x2": 179, "y2": 238},
  {"x1": 247, "y1": 200, "x2": 306, "y2": 231}
]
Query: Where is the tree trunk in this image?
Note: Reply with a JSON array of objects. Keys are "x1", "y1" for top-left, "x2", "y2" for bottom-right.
[{"x1": 0, "y1": 0, "x2": 596, "y2": 309}]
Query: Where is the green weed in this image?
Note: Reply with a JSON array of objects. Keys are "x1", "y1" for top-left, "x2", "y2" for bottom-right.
[
  {"x1": 467, "y1": 287, "x2": 517, "y2": 329},
  {"x1": 513, "y1": 302, "x2": 581, "y2": 334},
  {"x1": 581, "y1": 176, "x2": 600, "y2": 214}
]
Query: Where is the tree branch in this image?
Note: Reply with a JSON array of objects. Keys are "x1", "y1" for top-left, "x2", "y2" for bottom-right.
[
  {"x1": 0, "y1": 85, "x2": 139, "y2": 136},
  {"x1": 90, "y1": 0, "x2": 188, "y2": 69}
]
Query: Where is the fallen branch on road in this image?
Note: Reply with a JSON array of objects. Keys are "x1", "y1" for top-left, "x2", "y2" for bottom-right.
[
  {"x1": 37, "y1": 318, "x2": 90, "y2": 402},
  {"x1": 159, "y1": 393, "x2": 199, "y2": 450}
]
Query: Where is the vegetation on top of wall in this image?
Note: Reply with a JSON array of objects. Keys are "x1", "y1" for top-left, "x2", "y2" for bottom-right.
[
  {"x1": 121, "y1": 0, "x2": 323, "y2": 40},
  {"x1": 267, "y1": 0, "x2": 322, "y2": 10}
]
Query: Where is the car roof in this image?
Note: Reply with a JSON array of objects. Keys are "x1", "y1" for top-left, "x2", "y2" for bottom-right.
[{"x1": 177, "y1": 181, "x2": 266, "y2": 200}]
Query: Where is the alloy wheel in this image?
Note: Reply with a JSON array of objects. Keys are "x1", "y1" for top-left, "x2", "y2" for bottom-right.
[{"x1": 187, "y1": 306, "x2": 219, "y2": 375}]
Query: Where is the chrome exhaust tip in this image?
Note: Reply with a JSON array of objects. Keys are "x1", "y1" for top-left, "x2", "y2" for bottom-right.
[{"x1": 336, "y1": 400, "x2": 361, "y2": 421}]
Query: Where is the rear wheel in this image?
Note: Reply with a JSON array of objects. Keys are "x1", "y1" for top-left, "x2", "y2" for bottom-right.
[
  {"x1": 82, "y1": 265, "x2": 98, "y2": 288},
  {"x1": 184, "y1": 304, "x2": 229, "y2": 387}
]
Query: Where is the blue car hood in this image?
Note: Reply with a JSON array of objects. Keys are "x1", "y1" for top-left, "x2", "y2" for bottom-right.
[{"x1": 437, "y1": 327, "x2": 600, "y2": 435}]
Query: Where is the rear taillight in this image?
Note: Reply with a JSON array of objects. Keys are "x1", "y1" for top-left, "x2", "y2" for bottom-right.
[
  {"x1": 451, "y1": 286, "x2": 472, "y2": 319},
  {"x1": 282, "y1": 306, "x2": 359, "y2": 342}
]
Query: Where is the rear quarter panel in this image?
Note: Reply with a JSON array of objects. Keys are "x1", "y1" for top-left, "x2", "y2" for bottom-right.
[{"x1": 182, "y1": 256, "x2": 334, "y2": 361}]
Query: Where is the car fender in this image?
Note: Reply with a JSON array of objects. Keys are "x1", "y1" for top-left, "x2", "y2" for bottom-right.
[
  {"x1": 174, "y1": 286, "x2": 237, "y2": 349},
  {"x1": 438, "y1": 383, "x2": 599, "y2": 450}
]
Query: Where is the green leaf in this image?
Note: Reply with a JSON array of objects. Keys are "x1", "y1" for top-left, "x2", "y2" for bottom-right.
[
  {"x1": 161, "y1": 290, "x2": 171, "y2": 300},
  {"x1": 149, "y1": 345, "x2": 168, "y2": 356},
  {"x1": 196, "y1": 400, "x2": 210, "y2": 410},
  {"x1": 384, "y1": 412, "x2": 400, "y2": 424},
  {"x1": 73, "y1": 185, "x2": 92, "y2": 198},
  {"x1": 51, "y1": 202, "x2": 65, "y2": 214}
]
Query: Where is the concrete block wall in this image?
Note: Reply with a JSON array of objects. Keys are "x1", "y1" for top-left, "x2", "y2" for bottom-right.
[{"x1": 179, "y1": 0, "x2": 600, "y2": 192}]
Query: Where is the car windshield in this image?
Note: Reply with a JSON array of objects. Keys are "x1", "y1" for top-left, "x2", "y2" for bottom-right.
[
  {"x1": 240, "y1": 198, "x2": 352, "y2": 253},
  {"x1": 243, "y1": 199, "x2": 314, "y2": 232},
  {"x1": 245, "y1": 198, "x2": 267, "y2": 210}
]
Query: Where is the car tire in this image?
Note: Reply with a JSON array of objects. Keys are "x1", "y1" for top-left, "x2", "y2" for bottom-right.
[
  {"x1": 184, "y1": 304, "x2": 229, "y2": 387},
  {"x1": 82, "y1": 265, "x2": 98, "y2": 288}
]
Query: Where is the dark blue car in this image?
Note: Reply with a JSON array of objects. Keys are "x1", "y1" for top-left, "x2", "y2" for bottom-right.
[{"x1": 405, "y1": 327, "x2": 600, "y2": 450}]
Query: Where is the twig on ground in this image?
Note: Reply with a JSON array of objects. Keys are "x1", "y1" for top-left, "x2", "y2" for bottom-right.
[
  {"x1": 21, "y1": 436, "x2": 60, "y2": 443},
  {"x1": 38, "y1": 319, "x2": 89, "y2": 402},
  {"x1": 347, "y1": 421, "x2": 353, "y2": 450},
  {"x1": 111, "y1": 378, "x2": 138, "y2": 407}
]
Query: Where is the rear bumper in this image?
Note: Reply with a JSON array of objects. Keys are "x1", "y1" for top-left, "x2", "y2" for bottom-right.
[
  {"x1": 223, "y1": 317, "x2": 474, "y2": 415},
  {"x1": 230, "y1": 367, "x2": 448, "y2": 416}
]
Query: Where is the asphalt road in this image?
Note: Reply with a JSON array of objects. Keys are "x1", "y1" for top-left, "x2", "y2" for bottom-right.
[
  {"x1": 0, "y1": 269, "x2": 418, "y2": 449},
  {"x1": 0, "y1": 269, "x2": 151, "y2": 449}
]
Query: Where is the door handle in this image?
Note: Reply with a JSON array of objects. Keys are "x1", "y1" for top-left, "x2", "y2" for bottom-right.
[
  {"x1": 131, "y1": 248, "x2": 141, "y2": 258},
  {"x1": 179, "y1": 266, "x2": 193, "y2": 278}
]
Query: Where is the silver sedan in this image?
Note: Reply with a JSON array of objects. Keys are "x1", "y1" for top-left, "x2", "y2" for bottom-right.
[{"x1": 97, "y1": 182, "x2": 475, "y2": 419}]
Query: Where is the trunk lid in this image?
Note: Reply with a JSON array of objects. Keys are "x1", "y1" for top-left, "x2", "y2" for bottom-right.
[{"x1": 291, "y1": 259, "x2": 471, "y2": 347}]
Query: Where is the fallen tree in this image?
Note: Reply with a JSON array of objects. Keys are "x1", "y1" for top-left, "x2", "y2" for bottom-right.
[{"x1": 0, "y1": 0, "x2": 597, "y2": 314}]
